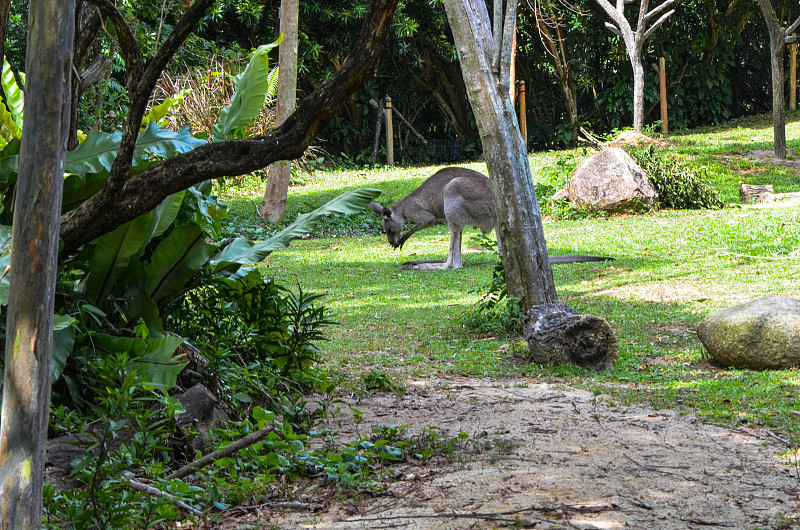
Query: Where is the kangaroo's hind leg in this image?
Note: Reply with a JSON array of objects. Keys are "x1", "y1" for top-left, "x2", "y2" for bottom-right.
[{"x1": 444, "y1": 223, "x2": 464, "y2": 269}]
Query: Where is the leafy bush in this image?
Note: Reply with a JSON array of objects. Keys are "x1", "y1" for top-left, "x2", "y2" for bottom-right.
[{"x1": 628, "y1": 146, "x2": 723, "y2": 209}]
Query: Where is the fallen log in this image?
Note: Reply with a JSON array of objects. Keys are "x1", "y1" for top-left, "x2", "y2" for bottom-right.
[
  {"x1": 740, "y1": 184, "x2": 800, "y2": 204},
  {"x1": 523, "y1": 304, "x2": 617, "y2": 370}
]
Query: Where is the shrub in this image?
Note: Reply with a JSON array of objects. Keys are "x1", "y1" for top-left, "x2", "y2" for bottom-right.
[{"x1": 628, "y1": 145, "x2": 723, "y2": 209}]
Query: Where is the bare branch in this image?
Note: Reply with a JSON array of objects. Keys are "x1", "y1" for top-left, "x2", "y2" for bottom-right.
[
  {"x1": 642, "y1": 9, "x2": 675, "y2": 40},
  {"x1": 604, "y1": 21, "x2": 623, "y2": 37},
  {"x1": 787, "y1": 15, "x2": 800, "y2": 35},
  {"x1": 498, "y1": 0, "x2": 517, "y2": 89},
  {"x1": 124, "y1": 478, "x2": 204, "y2": 517},
  {"x1": 82, "y1": 0, "x2": 143, "y2": 88},
  {"x1": 165, "y1": 425, "x2": 275, "y2": 481},
  {"x1": 643, "y1": 0, "x2": 674, "y2": 24}
]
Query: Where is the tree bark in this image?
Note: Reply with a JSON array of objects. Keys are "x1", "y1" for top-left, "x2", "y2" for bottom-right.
[
  {"x1": 0, "y1": 1, "x2": 74, "y2": 528},
  {"x1": 524, "y1": 304, "x2": 617, "y2": 370},
  {"x1": 444, "y1": 0, "x2": 557, "y2": 309},
  {"x1": 0, "y1": 0, "x2": 10, "y2": 68},
  {"x1": 59, "y1": 0, "x2": 401, "y2": 253},
  {"x1": 260, "y1": 0, "x2": 299, "y2": 222},
  {"x1": 756, "y1": 0, "x2": 800, "y2": 159}
]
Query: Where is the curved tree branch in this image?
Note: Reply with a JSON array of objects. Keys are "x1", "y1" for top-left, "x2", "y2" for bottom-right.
[
  {"x1": 60, "y1": 0, "x2": 402, "y2": 253},
  {"x1": 82, "y1": 0, "x2": 143, "y2": 87}
]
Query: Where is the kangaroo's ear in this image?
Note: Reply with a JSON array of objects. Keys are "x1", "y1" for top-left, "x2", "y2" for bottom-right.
[{"x1": 369, "y1": 202, "x2": 385, "y2": 216}]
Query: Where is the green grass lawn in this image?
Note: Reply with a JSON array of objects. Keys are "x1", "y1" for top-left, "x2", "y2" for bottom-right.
[{"x1": 222, "y1": 114, "x2": 800, "y2": 437}]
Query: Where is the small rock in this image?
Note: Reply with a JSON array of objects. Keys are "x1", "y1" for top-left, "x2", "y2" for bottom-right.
[{"x1": 696, "y1": 296, "x2": 800, "y2": 370}]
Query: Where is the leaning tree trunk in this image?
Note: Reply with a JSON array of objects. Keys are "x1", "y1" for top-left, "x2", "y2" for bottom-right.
[
  {"x1": 0, "y1": 0, "x2": 75, "y2": 527},
  {"x1": 443, "y1": 0, "x2": 557, "y2": 308}
]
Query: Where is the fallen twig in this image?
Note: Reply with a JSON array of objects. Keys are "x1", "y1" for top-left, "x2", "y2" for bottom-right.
[
  {"x1": 166, "y1": 424, "x2": 275, "y2": 480},
  {"x1": 124, "y1": 477, "x2": 203, "y2": 517}
]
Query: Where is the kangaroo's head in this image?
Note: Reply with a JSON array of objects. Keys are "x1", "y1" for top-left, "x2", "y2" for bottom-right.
[{"x1": 370, "y1": 202, "x2": 404, "y2": 249}]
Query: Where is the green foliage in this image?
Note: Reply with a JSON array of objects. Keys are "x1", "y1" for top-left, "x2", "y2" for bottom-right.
[
  {"x1": 211, "y1": 41, "x2": 280, "y2": 141},
  {"x1": 165, "y1": 277, "x2": 335, "y2": 414},
  {"x1": 628, "y1": 146, "x2": 723, "y2": 210},
  {"x1": 45, "y1": 354, "x2": 190, "y2": 529},
  {"x1": 460, "y1": 236, "x2": 525, "y2": 337}
]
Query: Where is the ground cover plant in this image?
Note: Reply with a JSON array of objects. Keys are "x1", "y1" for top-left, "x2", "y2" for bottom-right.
[{"x1": 217, "y1": 115, "x2": 800, "y2": 437}]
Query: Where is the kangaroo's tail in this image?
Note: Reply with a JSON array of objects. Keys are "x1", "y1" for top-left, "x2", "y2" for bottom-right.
[{"x1": 548, "y1": 255, "x2": 614, "y2": 264}]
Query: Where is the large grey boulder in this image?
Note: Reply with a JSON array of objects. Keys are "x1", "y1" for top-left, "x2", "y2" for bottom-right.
[
  {"x1": 696, "y1": 296, "x2": 800, "y2": 370},
  {"x1": 566, "y1": 147, "x2": 658, "y2": 213}
]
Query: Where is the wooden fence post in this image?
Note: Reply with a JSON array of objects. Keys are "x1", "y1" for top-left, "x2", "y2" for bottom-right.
[
  {"x1": 384, "y1": 96, "x2": 394, "y2": 165},
  {"x1": 658, "y1": 57, "x2": 668, "y2": 133},
  {"x1": 518, "y1": 80, "x2": 527, "y2": 148}
]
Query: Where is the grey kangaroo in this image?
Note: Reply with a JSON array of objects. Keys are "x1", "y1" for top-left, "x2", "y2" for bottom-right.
[{"x1": 370, "y1": 166, "x2": 612, "y2": 270}]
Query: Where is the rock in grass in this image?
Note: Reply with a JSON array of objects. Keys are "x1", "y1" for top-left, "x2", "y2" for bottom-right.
[
  {"x1": 696, "y1": 296, "x2": 800, "y2": 370},
  {"x1": 567, "y1": 147, "x2": 658, "y2": 213}
]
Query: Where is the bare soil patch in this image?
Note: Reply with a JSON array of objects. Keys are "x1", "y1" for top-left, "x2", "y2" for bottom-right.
[{"x1": 233, "y1": 378, "x2": 800, "y2": 529}]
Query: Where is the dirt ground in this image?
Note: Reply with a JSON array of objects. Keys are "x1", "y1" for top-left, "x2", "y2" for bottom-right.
[{"x1": 225, "y1": 377, "x2": 800, "y2": 529}]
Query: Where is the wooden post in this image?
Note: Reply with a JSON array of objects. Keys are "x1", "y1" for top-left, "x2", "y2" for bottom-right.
[
  {"x1": 384, "y1": 96, "x2": 394, "y2": 165},
  {"x1": 789, "y1": 42, "x2": 797, "y2": 112},
  {"x1": 518, "y1": 80, "x2": 527, "y2": 148},
  {"x1": 658, "y1": 57, "x2": 668, "y2": 133}
]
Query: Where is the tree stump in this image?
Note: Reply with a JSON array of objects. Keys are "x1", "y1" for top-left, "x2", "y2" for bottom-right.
[{"x1": 523, "y1": 304, "x2": 617, "y2": 370}]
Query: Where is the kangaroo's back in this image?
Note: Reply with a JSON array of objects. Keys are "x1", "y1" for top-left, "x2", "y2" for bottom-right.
[{"x1": 393, "y1": 167, "x2": 491, "y2": 222}]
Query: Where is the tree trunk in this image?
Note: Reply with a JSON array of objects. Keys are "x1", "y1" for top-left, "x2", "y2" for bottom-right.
[
  {"x1": 769, "y1": 38, "x2": 786, "y2": 159},
  {"x1": 0, "y1": 0, "x2": 10, "y2": 67},
  {"x1": 756, "y1": 0, "x2": 800, "y2": 160},
  {"x1": 0, "y1": 1, "x2": 74, "y2": 527},
  {"x1": 594, "y1": 0, "x2": 675, "y2": 132},
  {"x1": 444, "y1": 0, "x2": 557, "y2": 309},
  {"x1": 630, "y1": 51, "x2": 646, "y2": 132},
  {"x1": 261, "y1": 0, "x2": 300, "y2": 221}
]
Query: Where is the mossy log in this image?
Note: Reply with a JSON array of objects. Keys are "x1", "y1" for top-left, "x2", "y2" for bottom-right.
[{"x1": 523, "y1": 304, "x2": 617, "y2": 371}]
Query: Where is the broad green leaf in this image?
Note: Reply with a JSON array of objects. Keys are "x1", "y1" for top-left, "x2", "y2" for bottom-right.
[
  {"x1": 123, "y1": 259, "x2": 165, "y2": 337},
  {"x1": 2, "y1": 58, "x2": 24, "y2": 119},
  {"x1": 211, "y1": 40, "x2": 280, "y2": 141},
  {"x1": 133, "y1": 122, "x2": 206, "y2": 163},
  {"x1": 211, "y1": 187, "x2": 381, "y2": 266},
  {"x1": 93, "y1": 334, "x2": 187, "y2": 389},
  {"x1": 65, "y1": 123, "x2": 205, "y2": 177},
  {"x1": 65, "y1": 129, "x2": 122, "y2": 176},
  {"x1": 143, "y1": 88, "x2": 192, "y2": 126},
  {"x1": 145, "y1": 222, "x2": 217, "y2": 303},
  {"x1": 0, "y1": 101, "x2": 20, "y2": 142},
  {"x1": 81, "y1": 213, "x2": 152, "y2": 304},
  {"x1": 61, "y1": 171, "x2": 108, "y2": 213},
  {"x1": 52, "y1": 315, "x2": 77, "y2": 382},
  {"x1": 0, "y1": 139, "x2": 19, "y2": 190},
  {"x1": 146, "y1": 191, "x2": 186, "y2": 241}
]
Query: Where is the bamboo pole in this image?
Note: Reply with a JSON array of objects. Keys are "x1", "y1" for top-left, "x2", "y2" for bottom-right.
[{"x1": 791, "y1": 42, "x2": 797, "y2": 112}]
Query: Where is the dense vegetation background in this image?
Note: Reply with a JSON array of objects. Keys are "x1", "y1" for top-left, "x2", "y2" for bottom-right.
[{"x1": 3, "y1": 0, "x2": 789, "y2": 161}]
